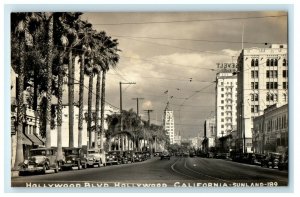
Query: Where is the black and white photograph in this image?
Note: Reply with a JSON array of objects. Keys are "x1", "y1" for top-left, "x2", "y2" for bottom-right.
[{"x1": 9, "y1": 10, "x2": 290, "y2": 189}]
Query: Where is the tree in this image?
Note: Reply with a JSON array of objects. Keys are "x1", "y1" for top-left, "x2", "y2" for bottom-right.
[
  {"x1": 76, "y1": 20, "x2": 94, "y2": 148},
  {"x1": 96, "y1": 32, "x2": 120, "y2": 150},
  {"x1": 11, "y1": 12, "x2": 41, "y2": 168}
]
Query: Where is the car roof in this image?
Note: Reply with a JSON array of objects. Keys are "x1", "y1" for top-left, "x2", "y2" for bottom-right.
[{"x1": 30, "y1": 148, "x2": 55, "y2": 151}]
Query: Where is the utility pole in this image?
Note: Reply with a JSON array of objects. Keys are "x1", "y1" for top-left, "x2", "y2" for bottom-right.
[
  {"x1": 132, "y1": 98, "x2": 144, "y2": 116},
  {"x1": 119, "y1": 82, "x2": 136, "y2": 131},
  {"x1": 144, "y1": 109, "x2": 153, "y2": 152}
]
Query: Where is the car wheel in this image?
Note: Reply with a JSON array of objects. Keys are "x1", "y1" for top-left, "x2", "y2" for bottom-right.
[
  {"x1": 19, "y1": 171, "x2": 24, "y2": 176},
  {"x1": 42, "y1": 164, "x2": 48, "y2": 174},
  {"x1": 78, "y1": 162, "x2": 82, "y2": 170},
  {"x1": 83, "y1": 163, "x2": 87, "y2": 169},
  {"x1": 54, "y1": 163, "x2": 59, "y2": 173}
]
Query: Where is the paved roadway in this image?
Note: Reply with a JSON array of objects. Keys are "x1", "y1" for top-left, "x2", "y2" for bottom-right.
[{"x1": 11, "y1": 156, "x2": 288, "y2": 188}]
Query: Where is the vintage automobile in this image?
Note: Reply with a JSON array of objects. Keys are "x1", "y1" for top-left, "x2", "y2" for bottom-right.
[
  {"x1": 251, "y1": 154, "x2": 264, "y2": 165},
  {"x1": 160, "y1": 150, "x2": 171, "y2": 160},
  {"x1": 134, "y1": 152, "x2": 146, "y2": 162},
  {"x1": 123, "y1": 151, "x2": 135, "y2": 163},
  {"x1": 106, "y1": 151, "x2": 122, "y2": 165},
  {"x1": 86, "y1": 149, "x2": 106, "y2": 167},
  {"x1": 261, "y1": 152, "x2": 281, "y2": 168},
  {"x1": 278, "y1": 153, "x2": 288, "y2": 171},
  {"x1": 61, "y1": 147, "x2": 87, "y2": 170},
  {"x1": 154, "y1": 152, "x2": 162, "y2": 157},
  {"x1": 18, "y1": 148, "x2": 59, "y2": 175}
]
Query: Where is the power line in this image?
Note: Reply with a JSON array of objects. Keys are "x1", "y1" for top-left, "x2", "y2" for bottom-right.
[
  {"x1": 113, "y1": 35, "x2": 269, "y2": 45},
  {"x1": 92, "y1": 15, "x2": 287, "y2": 26}
]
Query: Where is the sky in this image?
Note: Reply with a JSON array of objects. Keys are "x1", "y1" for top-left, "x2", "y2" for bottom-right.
[{"x1": 66, "y1": 11, "x2": 288, "y2": 138}]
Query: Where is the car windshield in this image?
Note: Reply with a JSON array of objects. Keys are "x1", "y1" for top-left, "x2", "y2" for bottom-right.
[
  {"x1": 65, "y1": 149, "x2": 80, "y2": 156},
  {"x1": 30, "y1": 149, "x2": 51, "y2": 156}
]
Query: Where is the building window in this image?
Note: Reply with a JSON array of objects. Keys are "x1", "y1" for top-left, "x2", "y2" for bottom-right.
[
  {"x1": 266, "y1": 82, "x2": 278, "y2": 89},
  {"x1": 266, "y1": 70, "x2": 270, "y2": 78},
  {"x1": 221, "y1": 100, "x2": 224, "y2": 104},
  {"x1": 254, "y1": 82, "x2": 258, "y2": 89},
  {"x1": 221, "y1": 125, "x2": 224, "y2": 128},
  {"x1": 271, "y1": 59, "x2": 274, "y2": 66},
  {"x1": 221, "y1": 118, "x2": 224, "y2": 122},
  {"x1": 221, "y1": 88, "x2": 224, "y2": 91},
  {"x1": 254, "y1": 94, "x2": 259, "y2": 101},
  {"x1": 274, "y1": 59, "x2": 278, "y2": 66},
  {"x1": 266, "y1": 59, "x2": 270, "y2": 66},
  {"x1": 251, "y1": 59, "x2": 255, "y2": 67},
  {"x1": 282, "y1": 82, "x2": 288, "y2": 89},
  {"x1": 283, "y1": 70, "x2": 287, "y2": 78},
  {"x1": 283, "y1": 93, "x2": 287, "y2": 102},
  {"x1": 255, "y1": 59, "x2": 259, "y2": 66},
  {"x1": 221, "y1": 112, "x2": 224, "y2": 116},
  {"x1": 221, "y1": 106, "x2": 224, "y2": 110},
  {"x1": 221, "y1": 94, "x2": 224, "y2": 97},
  {"x1": 221, "y1": 82, "x2": 224, "y2": 85},
  {"x1": 251, "y1": 105, "x2": 254, "y2": 113},
  {"x1": 251, "y1": 94, "x2": 254, "y2": 101},
  {"x1": 251, "y1": 70, "x2": 259, "y2": 78},
  {"x1": 283, "y1": 59, "x2": 287, "y2": 66}
]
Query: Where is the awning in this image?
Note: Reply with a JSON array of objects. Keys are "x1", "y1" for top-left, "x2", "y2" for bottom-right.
[
  {"x1": 26, "y1": 134, "x2": 44, "y2": 146},
  {"x1": 20, "y1": 133, "x2": 32, "y2": 145}
]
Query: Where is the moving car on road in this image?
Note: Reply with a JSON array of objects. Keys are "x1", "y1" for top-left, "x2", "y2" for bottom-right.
[
  {"x1": 61, "y1": 147, "x2": 87, "y2": 170},
  {"x1": 18, "y1": 148, "x2": 59, "y2": 176},
  {"x1": 160, "y1": 150, "x2": 171, "y2": 160}
]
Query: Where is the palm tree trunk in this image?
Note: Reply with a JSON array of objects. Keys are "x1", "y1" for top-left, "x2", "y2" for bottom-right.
[
  {"x1": 14, "y1": 37, "x2": 25, "y2": 169},
  {"x1": 78, "y1": 53, "x2": 85, "y2": 148},
  {"x1": 45, "y1": 15, "x2": 54, "y2": 148},
  {"x1": 100, "y1": 70, "x2": 106, "y2": 150},
  {"x1": 68, "y1": 50, "x2": 74, "y2": 148},
  {"x1": 94, "y1": 71, "x2": 101, "y2": 150},
  {"x1": 88, "y1": 73, "x2": 93, "y2": 149},
  {"x1": 56, "y1": 51, "x2": 64, "y2": 160}
]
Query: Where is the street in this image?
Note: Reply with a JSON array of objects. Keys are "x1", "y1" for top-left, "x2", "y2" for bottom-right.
[{"x1": 11, "y1": 156, "x2": 288, "y2": 187}]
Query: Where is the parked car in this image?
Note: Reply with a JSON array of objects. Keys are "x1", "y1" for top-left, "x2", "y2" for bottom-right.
[
  {"x1": 18, "y1": 148, "x2": 59, "y2": 175},
  {"x1": 134, "y1": 152, "x2": 146, "y2": 162},
  {"x1": 251, "y1": 154, "x2": 264, "y2": 165},
  {"x1": 154, "y1": 152, "x2": 162, "y2": 157},
  {"x1": 143, "y1": 151, "x2": 151, "y2": 159},
  {"x1": 208, "y1": 152, "x2": 216, "y2": 158},
  {"x1": 87, "y1": 149, "x2": 106, "y2": 167},
  {"x1": 261, "y1": 152, "x2": 281, "y2": 169},
  {"x1": 61, "y1": 147, "x2": 87, "y2": 170},
  {"x1": 278, "y1": 153, "x2": 288, "y2": 171},
  {"x1": 183, "y1": 152, "x2": 189, "y2": 157},
  {"x1": 106, "y1": 151, "x2": 123, "y2": 165},
  {"x1": 123, "y1": 151, "x2": 135, "y2": 163},
  {"x1": 232, "y1": 152, "x2": 243, "y2": 162},
  {"x1": 160, "y1": 151, "x2": 171, "y2": 160},
  {"x1": 189, "y1": 151, "x2": 196, "y2": 157},
  {"x1": 241, "y1": 153, "x2": 255, "y2": 164}
]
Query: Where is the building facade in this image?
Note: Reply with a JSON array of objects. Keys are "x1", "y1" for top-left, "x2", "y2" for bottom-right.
[
  {"x1": 253, "y1": 104, "x2": 288, "y2": 154},
  {"x1": 164, "y1": 110, "x2": 175, "y2": 144},
  {"x1": 205, "y1": 117, "x2": 216, "y2": 148},
  {"x1": 215, "y1": 71, "x2": 237, "y2": 138},
  {"x1": 236, "y1": 44, "x2": 288, "y2": 153}
]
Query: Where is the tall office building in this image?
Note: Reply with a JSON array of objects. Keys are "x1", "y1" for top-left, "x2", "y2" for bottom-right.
[
  {"x1": 215, "y1": 71, "x2": 238, "y2": 138},
  {"x1": 164, "y1": 110, "x2": 175, "y2": 144},
  {"x1": 236, "y1": 44, "x2": 288, "y2": 153}
]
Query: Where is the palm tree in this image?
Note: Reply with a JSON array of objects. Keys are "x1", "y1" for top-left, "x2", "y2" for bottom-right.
[
  {"x1": 76, "y1": 21, "x2": 93, "y2": 148},
  {"x1": 97, "y1": 32, "x2": 120, "y2": 150},
  {"x1": 84, "y1": 60, "x2": 97, "y2": 149},
  {"x1": 11, "y1": 13, "x2": 41, "y2": 168},
  {"x1": 44, "y1": 12, "x2": 54, "y2": 148}
]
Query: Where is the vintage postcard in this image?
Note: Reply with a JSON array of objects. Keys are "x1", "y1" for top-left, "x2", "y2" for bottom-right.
[{"x1": 9, "y1": 10, "x2": 289, "y2": 189}]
